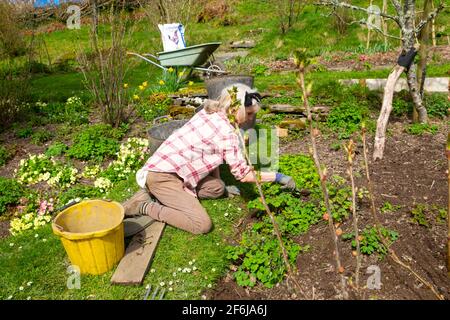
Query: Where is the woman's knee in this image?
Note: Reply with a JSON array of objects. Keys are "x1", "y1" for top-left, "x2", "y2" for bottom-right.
[
  {"x1": 192, "y1": 214, "x2": 213, "y2": 234},
  {"x1": 198, "y1": 178, "x2": 225, "y2": 199}
]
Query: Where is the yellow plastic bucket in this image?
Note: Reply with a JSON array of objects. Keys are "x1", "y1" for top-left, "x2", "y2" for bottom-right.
[{"x1": 52, "y1": 200, "x2": 125, "y2": 275}]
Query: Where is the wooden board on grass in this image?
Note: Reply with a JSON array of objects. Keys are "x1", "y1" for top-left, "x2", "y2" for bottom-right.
[{"x1": 111, "y1": 222, "x2": 165, "y2": 286}]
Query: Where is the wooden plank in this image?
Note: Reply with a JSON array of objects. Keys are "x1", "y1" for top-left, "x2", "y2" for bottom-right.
[
  {"x1": 269, "y1": 104, "x2": 305, "y2": 113},
  {"x1": 111, "y1": 222, "x2": 165, "y2": 286}
]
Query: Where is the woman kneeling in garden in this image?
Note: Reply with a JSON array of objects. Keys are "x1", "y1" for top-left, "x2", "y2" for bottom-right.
[{"x1": 124, "y1": 84, "x2": 296, "y2": 234}]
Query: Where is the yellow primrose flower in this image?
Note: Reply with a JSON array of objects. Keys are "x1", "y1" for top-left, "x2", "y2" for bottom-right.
[
  {"x1": 188, "y1": 81, "x2": 194, "y2": 86},
  {"x1": 139, "y1": 85, "x2": 145, "y2": 91},
  {"x1": 168, "y1": 67, "x2": 174, "y2": 73},
  {"x1": 123, "y1": 83, "x2": 129, "y2": 88},
  {"x1": 159, "y1": 80, "x2": 165, "y2": 85},
  {"x1": 142, "y1": 81, "x2": 148, "y2": 87},
  {"x1": 133, "y1": 94, "x2": 140, "y2": 100}
]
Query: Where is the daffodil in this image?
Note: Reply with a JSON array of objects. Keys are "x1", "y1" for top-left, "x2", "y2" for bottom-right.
[
  {"x1": 159, "y1": 80, "x2": 165, "y2": 85},
  {"x1": 168, "y1": 67, "x2": 174, "y2": 73},
  {"x1": 123, "y1": 83, "x2": 129, "y2": 88},
  {"x1": 133, "y1": 94, "x2": 140, "y2": 100},
  {"x1": 139, "y1": 85, "x2": 144, "y2": 91},
  {"x1": 188, "y1": 81, "x2": 194, "y2": 86},
  {"x1": 178, "y1": 71, "x2": 184, "y2": 77},
  {"x1": 142, "y1": 81, "x2": 148, "y2": 87}
]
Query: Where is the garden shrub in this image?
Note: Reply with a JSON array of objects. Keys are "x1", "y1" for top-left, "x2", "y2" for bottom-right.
[
  {"x1": 57, "y1": 185, "x2": 102, "y2": 207},
  {"x1": 0, "y1": 177, "x2": 24, "y2": 215},
  {"x1": 405, "y1": 123, "x2": 438, "y2": 135},
  {"x1": 310, "y1": 80, "x2": 346, "y2": 106},
  {"x1": 227, "y1": 231, "x2": 304, "y2": 288},
  {"x1": 136, "y1": 93, "x2": 171, "y2": 122},
  {"x1": 67, "y1": 124, "x2": 125, "y2": 162},
  {"x1": 45, "y1": 142, "x2": 68, "y2": 158},
  {"x1": 392, "y1": 96, "x2": 413, "y2": 117},
  {"x1": 0, "y1": 145, "x2": 13, "y2": 167},
  {"x1": 9, "y1": 197, "x2": 54, "y2": 235},
  {"x1": 327, "y1": 100, "x2": 369, "y2": 139},
  {"x1": 96, "y1": 137, "x2": 149, "y2": 192},
  {"x1": 342, "y1": 226, "x2": 398, "y2": 258},
  {"x1": 31, "y1": 129, "x2": 53, "y2": 145},
  {"x1": 0, "y1": 77, "x2": 30, "y2": 128},
  {"x1": 425, "y1": 93, "x2": 449, "y2": 119},
  {"x1": 35, "y1": 96, "x2": 89, "y2": 125},
  {"x1": 228, "y1": 154, "x2": 352, "y2": 288},
  {"x1": 15, "y1": 126, "x2": 33, "y2": 138},
  {"x1": 15, "y1": 154, "x2": 78, "y2": 189}
]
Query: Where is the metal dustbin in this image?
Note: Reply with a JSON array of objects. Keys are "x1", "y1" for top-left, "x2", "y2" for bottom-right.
[
  {"x1": 147, "y1": 119, "x2": 188, "y2": 154},
  {"x1": 205, "y1": 75, "x2": 254, "y2": 100}
]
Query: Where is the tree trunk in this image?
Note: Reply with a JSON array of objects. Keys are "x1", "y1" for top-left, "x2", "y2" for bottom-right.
[
  {"x1": 417, "y1": 0, "x2": 432, "y2": 98},
  {"x1": 373, "y1": 65, "x2": 405, "y2": 160},
  {"x1": 403, "y1": 0, "x2": 428, "y2": 124},
  {"x1": 407, "y1": 63, "x2": 428, "y2": 123}
]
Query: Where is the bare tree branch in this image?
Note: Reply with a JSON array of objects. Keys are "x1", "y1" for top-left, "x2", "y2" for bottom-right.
[
  {"x1": 390, "y1": 0, "x2": 403, "y2": 17},
  {"x1": 415, "y1": 2, "x2": 445, "y2": 33},
  {"x1": 351, "y1": 19, "x2": 403, "y2": 40},
  {"x1": 315, "y1": 0, "x2": 400, "y2": 24}
]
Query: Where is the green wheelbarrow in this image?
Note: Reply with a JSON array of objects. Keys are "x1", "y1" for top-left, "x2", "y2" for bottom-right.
[{"x1": 127, "y1": 42, "x2": 227, "y2": 76}]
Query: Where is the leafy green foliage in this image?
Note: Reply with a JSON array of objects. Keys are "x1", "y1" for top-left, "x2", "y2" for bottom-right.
[
  {"x1": 327, "y1": 100, "x2": 369, "y2": 139},
  {"x1": 31, "y1": 129, "x2": 53, "y2": 145},
  {"x1": 16, "y1": 126, "x2": 33, "y2": 139},
  {"x1": 0, "y1": 177, "x2": 24, "y2": 215},
  {"x1": 392, "y1": 96, "x2": 413, "y2": 117},
  {"x1": 252, "y1": 64, "x2": 269, "y2": 76},
  {"x1": 0, "y1": 145, "x2": 13, "y2": 167},
  {"x1": 57, "y1": 185, "x2": 102, "y2": 207},
  {"x1": 45, "y1": 142, "x2": 68, "y2": 158},
  {"x1": 36, "y1": 97, "x2": 89, "y2": 125},
  {"x1": 410, "y1": 204, "x2": 433, "y2": 227},
  {"x1": 380, "y1": 201, "x2": 402, "y2": 214},
  {"x1": 136, "y1": 93, "x2": 171, "y2": 122},
  {"x1": 405, "y1": 123, "x2": 438, "y2": 135},
  {"x1": 227, "y1": 231, "x2": 303, "y2": 288},
  {"x1": 424, "y1": 93, "x2": 449, "y2": 119},
  {"x1": 67, "y1": 124, "x2": 125, "y2": 162},
  {"x1": 343, "y1": 226, "x2": 398, "y2": 258},
  {"x1": 229, "y1": 155, "x2": 351, "y2": 288}
]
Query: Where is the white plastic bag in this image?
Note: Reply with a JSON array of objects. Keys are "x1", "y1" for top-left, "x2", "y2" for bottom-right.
[{"x1": 158, "y1": 23, "x2": 186, "y2": 52}]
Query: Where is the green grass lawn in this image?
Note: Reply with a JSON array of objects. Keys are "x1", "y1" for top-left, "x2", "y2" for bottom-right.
[
  {"x1": 0, "y1": 0, "x2": 449, "y2": 300},
  {"x1": 0, "y1": 172, "x2": 247, "y2": 300}
]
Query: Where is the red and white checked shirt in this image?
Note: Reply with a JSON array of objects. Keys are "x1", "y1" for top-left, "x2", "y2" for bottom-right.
[{"x1": 136, "y1": 109, "x2": 251, "y2": 197}]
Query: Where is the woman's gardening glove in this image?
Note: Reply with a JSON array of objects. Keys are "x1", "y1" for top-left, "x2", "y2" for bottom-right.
[
  {"x1": 275, "y1": 173, "x2": 296, "y2": 191},
  {"x1": 397, "y1": 48, "x2": 417, "y2": 71}
]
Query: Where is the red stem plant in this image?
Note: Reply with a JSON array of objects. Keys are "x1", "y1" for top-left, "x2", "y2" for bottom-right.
[{"x1": 295, "y1": 49, "x2": 349, "y2": 300}]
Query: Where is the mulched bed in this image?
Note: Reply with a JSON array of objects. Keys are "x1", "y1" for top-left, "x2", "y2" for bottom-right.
[
  {"x1": 268, "y1": 45, "x2": 450, "y2": 72},
  {"x1": 208, "y1": 119, "x2": 450, "y2": 300}
]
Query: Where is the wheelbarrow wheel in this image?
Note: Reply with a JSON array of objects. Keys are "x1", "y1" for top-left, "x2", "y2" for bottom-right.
[{"x1": 201, "y1": 60, "x2": 226, "y2": 79}]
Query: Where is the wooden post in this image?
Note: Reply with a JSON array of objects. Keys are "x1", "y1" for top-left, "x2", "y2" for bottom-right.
[{"x1": 373, "y1": 65, "x2": 405, "y2": 160}]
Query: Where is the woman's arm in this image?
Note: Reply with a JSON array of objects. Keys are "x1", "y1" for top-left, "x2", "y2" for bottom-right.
[
  {"x1": 240, "y1": 171, "x2": 275, "y2": 183},
  {"x1": 240, "y1": 170, "x2": 296, "y2": 191}
]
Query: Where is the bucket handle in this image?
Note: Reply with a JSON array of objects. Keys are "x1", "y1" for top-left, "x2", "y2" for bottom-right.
[
  {"x1": 54, "y1": 200, "x2": 80, "y2": 215},
  {"x1": 152, "y1": 115, "x2": 172, "y2": 125}
]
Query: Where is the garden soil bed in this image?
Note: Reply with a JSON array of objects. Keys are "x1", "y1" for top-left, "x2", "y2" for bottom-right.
[{"x1": 208, "y1": 119, "x2": 450, "y2": 300}]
